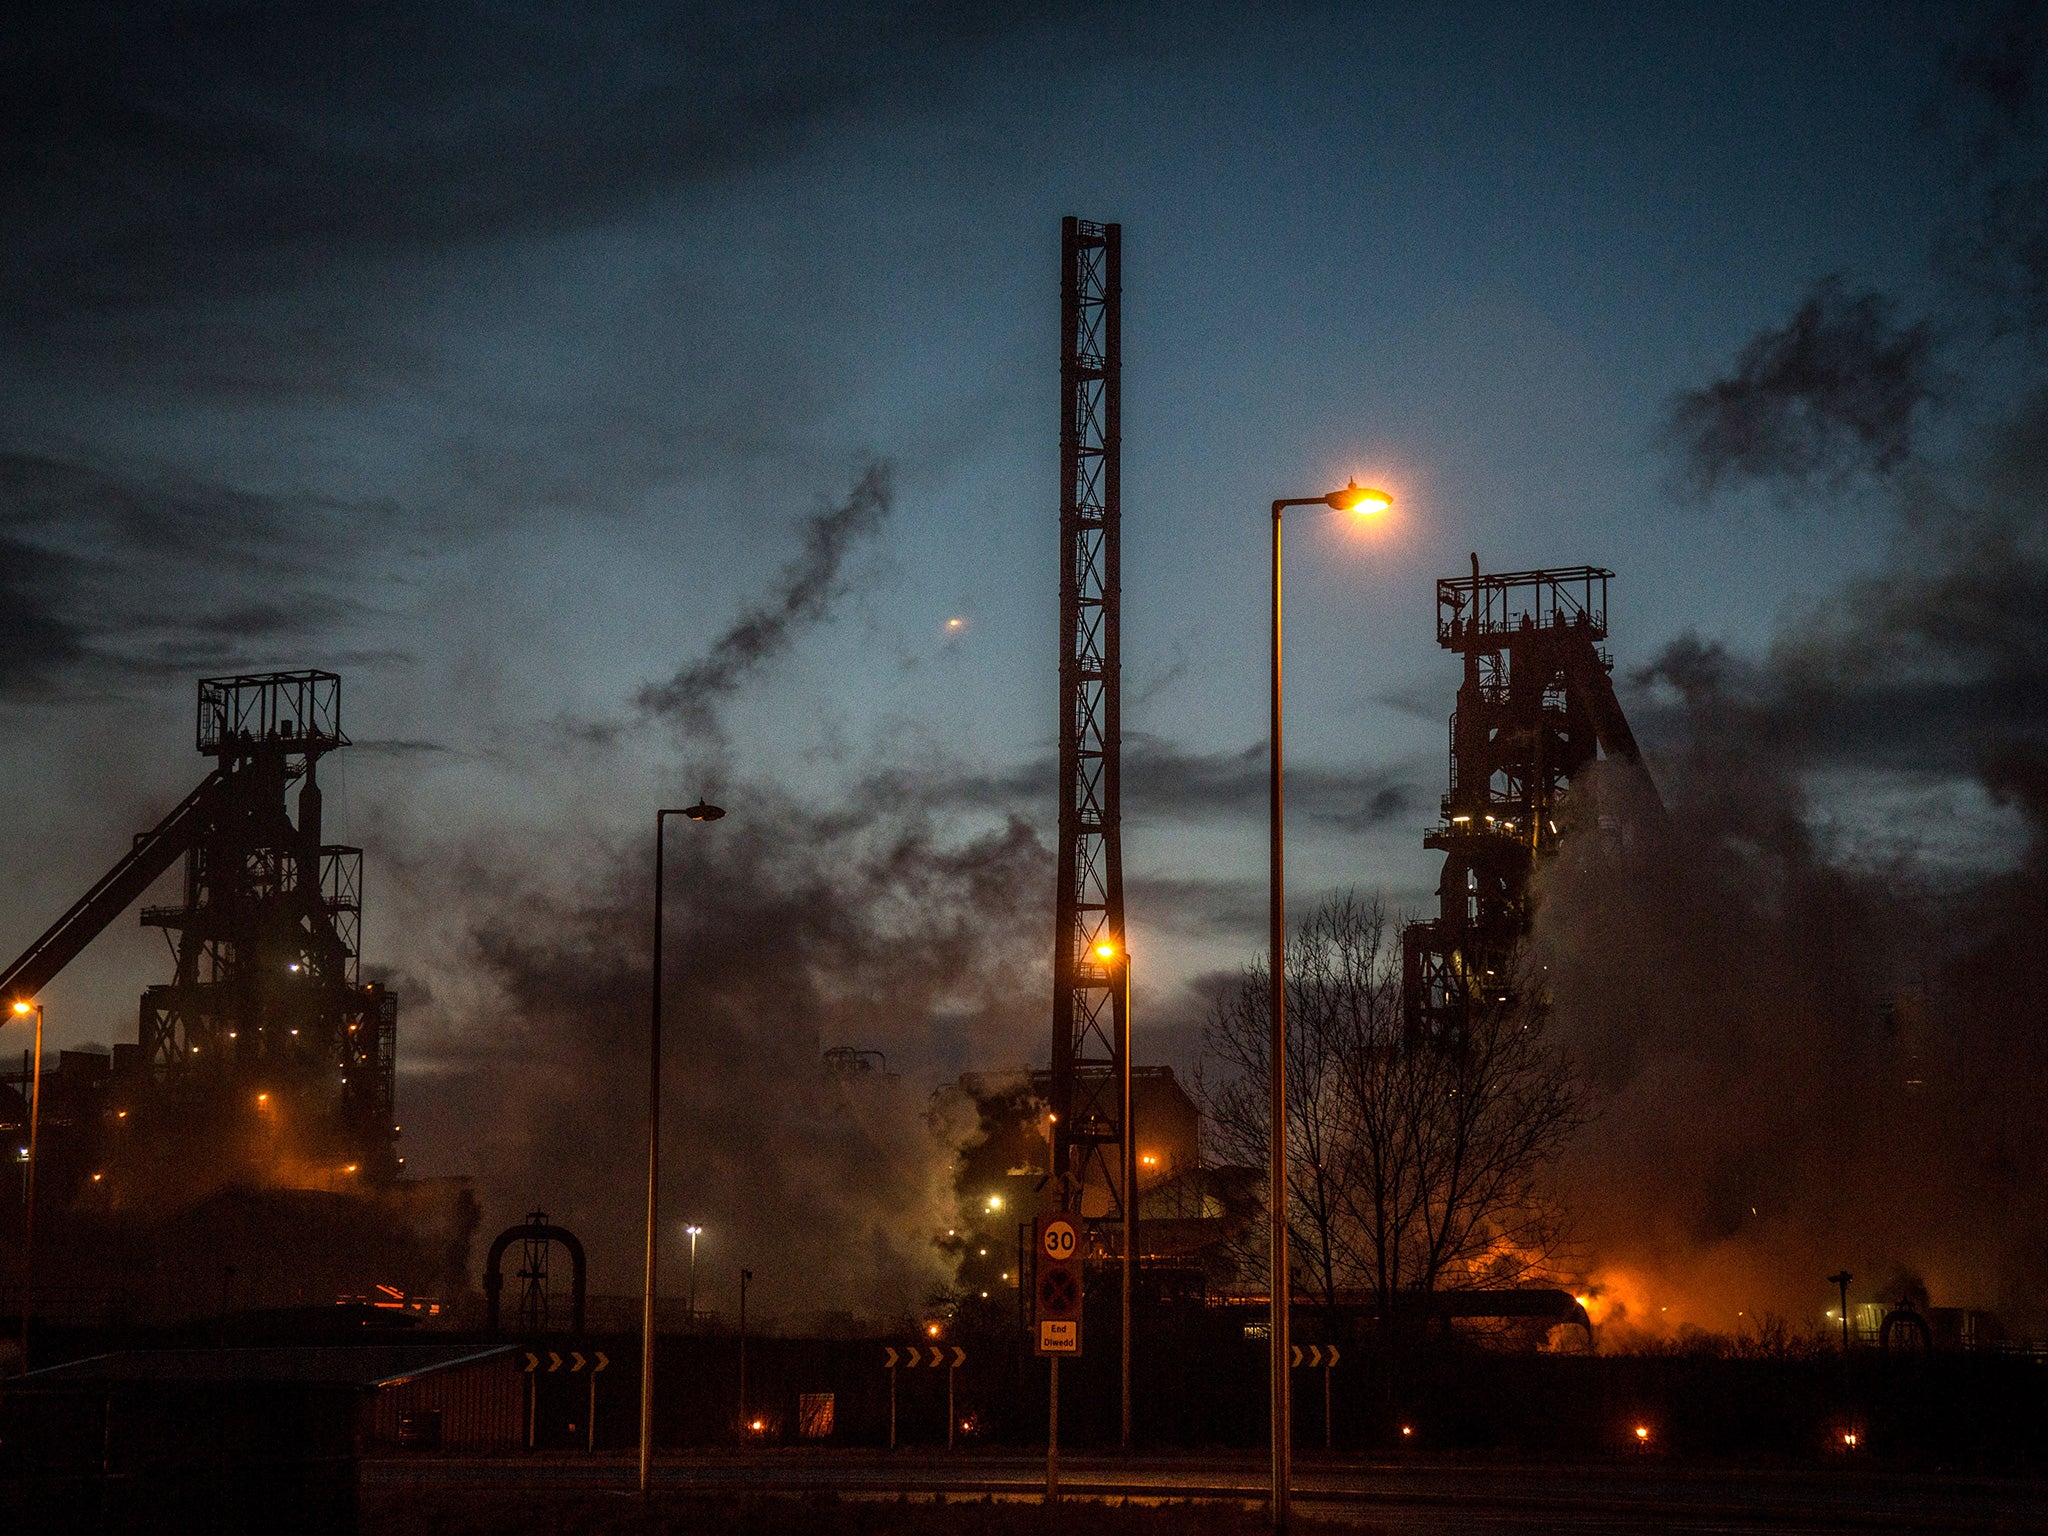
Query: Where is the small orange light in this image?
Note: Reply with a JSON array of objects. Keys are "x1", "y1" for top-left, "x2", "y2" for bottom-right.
[
  {"x1": 10, "y1": 1000, "x2": 30, "y2": 1016},
  {"x1": 927, "y1": 1323, "x2": 941, "y2": 1337},
  {"x1": 92, "y1": 1172, "x2": 103, "y2": 1182},
  {"x1": 1401, "y1": 1425, "x2": 1413, "y2": 1437},
  {"x1": 1635, "y1": 1426, "x2": 1650, "y2": 1442}
]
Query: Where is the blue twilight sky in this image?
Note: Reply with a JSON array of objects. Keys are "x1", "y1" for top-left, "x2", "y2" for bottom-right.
[{"x1": 3, "y1": 2, "x2": 2041, "y2": 1297}]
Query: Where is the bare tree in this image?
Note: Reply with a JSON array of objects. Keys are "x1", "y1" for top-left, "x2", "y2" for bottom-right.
[{"x1": 1200, "y1": 892, "x2": 1585, "y2": 1321}]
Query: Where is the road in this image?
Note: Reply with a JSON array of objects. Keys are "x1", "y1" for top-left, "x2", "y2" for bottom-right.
[{"x1": 364, "y1": 1451, "x2": 2048, "y2": 1533}]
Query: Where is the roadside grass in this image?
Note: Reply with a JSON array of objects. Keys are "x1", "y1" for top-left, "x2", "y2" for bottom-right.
[{"x1": 359, "y1": 1489, "x2": 1364, "y2": 1535}]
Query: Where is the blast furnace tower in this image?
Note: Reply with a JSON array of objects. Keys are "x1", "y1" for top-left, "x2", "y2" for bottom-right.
[
  {"x1": 1, "y1": 671, "x2": 398, "y2": 1184},
  {"x1": 1402, "y1": 559, "x2": 1656, "y2": 1037}
]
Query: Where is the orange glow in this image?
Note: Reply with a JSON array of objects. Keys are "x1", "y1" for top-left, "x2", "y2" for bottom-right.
[
  {"x1": 1400, "y1": 1425, "x2": 1413, "y2": 1437},
  {"x1": 343, "y1": 1163, "x2": 358, "y2": 1174},
  {"x1": 1634, "y1": 1426, "x2": 1650, "y2": 1442},
  {"x1": 1094, "y1": 940, "x2": 1119, "y2": 961},
  {"x1": 1843, "y1": 1432, "x2": 1859, "y2": 1448},
  {"x1": 10, "y1": 1000, "x2": 30, "y2": 1016},
  {"x1": 1140, "y1": 1153, "x2": 1159, "y2": 1167},
  {"x1": 92, "y1": 1172, "x2": 103, "y2": 1182},
  {"x1": 750, "y1": 1419, "x2": 765, "y2": 1432},
  {"x1": 1327, "y1": 479, "x2": 1393, "y2": 515},
  {"x1": 256, "y1": 1092, "x2": 270, "y2": 1105},
  {"x1": 926, "y1": 1323, "x2": 941, "y2": 1337}
]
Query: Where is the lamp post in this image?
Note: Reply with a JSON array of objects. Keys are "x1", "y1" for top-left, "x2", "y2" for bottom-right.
[
  {"x1": 1266, "y1": 480, "x2": 1392, "y2": 1531},
  {"x1": 685, "y1": 1225, "x2": 703, "y2": 1323},
  {"x1": 640, "y1": 800, "x2": 724, "y2": 1496},
  {"x1": 1829, "y1": 1271, "x2": 1854, "y2": 1352},
  {"x1": 9, "y1": 999, "x2": 42, "y2": 1370}
]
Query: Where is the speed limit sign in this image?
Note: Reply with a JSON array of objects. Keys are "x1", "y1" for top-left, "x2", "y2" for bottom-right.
[
  {"x1": 1034, "y1": 1213, "x2": 1083, "y2": 1354},
  {"x1": 1040, "y1": 1215, "x2": 1079, "y2": 1264}
]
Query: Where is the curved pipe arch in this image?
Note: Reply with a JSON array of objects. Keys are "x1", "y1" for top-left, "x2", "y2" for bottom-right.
[{"x1": 483, "y1": 1221, "x2": 587, "y2": 1336}]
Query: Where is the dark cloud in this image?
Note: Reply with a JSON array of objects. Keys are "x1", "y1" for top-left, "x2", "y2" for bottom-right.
[
  {"x1": 1, "y1": 3, "x2": 1100, "y2": 328},
  {"x1": 1123, "y1": 874, "x2": 1263, "y2": 938},
  {"x1": 1632, "y1": 391, "x2": 2048, "y2": 785},
  {"x1": 1665, "y1": 278, "x2": 1937, "y2": 496},
  {"x1": 633, "y1": 461, "x2": 893, "y2": 734},
  {"x1": 0, "y1": 452, "x2": 405, "y2": 701},
  {"x1": 866, "y1": 736, "x2": 1417, "y2": 834}
]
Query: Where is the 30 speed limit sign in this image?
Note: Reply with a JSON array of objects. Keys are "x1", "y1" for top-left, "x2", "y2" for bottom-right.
[{"x1": 1034, "y1": 1213, "x2": 1083, "y2": 1355}]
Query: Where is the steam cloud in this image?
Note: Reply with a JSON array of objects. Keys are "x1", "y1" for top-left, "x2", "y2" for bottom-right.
[
  {"x1": 397, "y1": 793, "x2": 1049, "y2": 1321},
  {"x1": 1663, "y1": 278, "x2": 1936, "y2": 496},
  {"x1": 1543, "y1": 27, "x2": 2048, "y2": 1340},
  {"x1": 635, "y1": 463, "x2": 893, "y2": 733}
]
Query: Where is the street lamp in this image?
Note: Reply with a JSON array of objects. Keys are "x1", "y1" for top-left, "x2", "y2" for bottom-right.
[
  {"x1": 1266, "y1": 479, "x2": 1392, "y2": 1530},
  {"x1": 685, "y1": 1225, "x2": 703, "y2": 1321},
  {"x1": 640, "y1": 799, "x2": 724, "y2": 1496},
  {"x1": 9, "y1": 998, "x2": 42, "y2": 1370}
]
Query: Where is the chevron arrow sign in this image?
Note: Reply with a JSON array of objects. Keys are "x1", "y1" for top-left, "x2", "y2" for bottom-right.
[
  {"x1": 547, "y1": 1351, "x2": 563, "y2": 1372},
  {"x1": 883, "y1": 1346, "x2": 899, "y2": 1368},
  {"x1": 593, "y1": 1352, "x2": 610, "y2": 1373},
  {"x1": 523, "y1": 1352, "x2": 539, "y2": 1373},
  {"x1": 951, "y1": 1346, "x2": 966, "y2": 1369}
]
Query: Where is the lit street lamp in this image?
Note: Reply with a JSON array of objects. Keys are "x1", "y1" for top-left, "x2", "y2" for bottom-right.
[
  {"x1": 685, "y1": 1224, "x2": 703, "y2": 1321},
  {"x1": 9, "y1": 998, "x2": 43, "y2": 1370},
  {"x1": 641, "y1": 799, "x2": 724, "y2": 1496},
  {"x1": 1265, "y1": 479, "x2": 1392, "y2": 1530}
]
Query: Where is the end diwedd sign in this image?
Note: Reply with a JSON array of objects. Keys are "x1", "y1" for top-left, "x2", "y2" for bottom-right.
[{"x1": 1034, "y1": 1212, "x2": 1083, "y2": 1355}]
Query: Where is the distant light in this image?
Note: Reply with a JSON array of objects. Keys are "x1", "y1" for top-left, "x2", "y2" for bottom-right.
[
  {"x1": 685, "y1": 1224, "x2": 702, "y2": 1236},
  {"x1": 1843, "y1": 1431, "x2": 1858, "y2": 1448},
  {"x1": 1094, "y1": 940, "x2": 1118, "y2": 961},
  {"x1": 256, "y1": 1093, "x2": 269, "y2": 1105},
  {"x1": 1140, "y1": 1154, "x2": 1159, "y2": 1167},
  {"x1": 978, "y1": 1248, "x2": 987, "y2": 1257},
  {"x1": 344, "y1": 1163, "x2": 358, "y2": 1174},
  {"x1": 945, "y1": 617, "x2": 967, "y2": 633},
  {"x1": 986, "y1": 1195, "x2": 1003, "y2": 1212},
  {"x1": 288, "y1": 963, "x2": 300, "y2": 973},
  {"x1": 92, "y1": 1172, "x2": 103, "y2": 1182},
  {"x1": 116, "y1": 1110, "x2": 128, "y2": 1120},
  {"x1": 750, "y1": 1419, "x2": 764, "y2": 1432},
  {"x1": 10, "y1": 1000, "x2": 30, "y2": 1016},
  {"x1": 927, "y1": 1323, "x2": 941, "y2": 1337},
  {"x1": 980, "y1": 1291, "x2": 989, "y2": 1299},
  {"x1": 1400, "y1": 1425, "x2": 1413, "y2": 1438},
  {"x1": 1634, "y1": 1426, "x2": 1650, "y2": 1442}
]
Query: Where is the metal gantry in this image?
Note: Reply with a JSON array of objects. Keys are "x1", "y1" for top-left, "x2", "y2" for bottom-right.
[{"x1": 1049, "y1": 217, "x2": 1130, "y2": 1225}]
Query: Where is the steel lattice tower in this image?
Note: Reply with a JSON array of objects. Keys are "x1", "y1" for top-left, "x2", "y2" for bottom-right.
[{"x1": 1050, "y1": 217, "x2": 1128, "y2": 1224}]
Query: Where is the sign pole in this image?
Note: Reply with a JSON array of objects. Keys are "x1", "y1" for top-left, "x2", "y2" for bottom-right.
[
  {"x1": 948, "y1": 1357, "x2": 956, "y2": 1451},
  {"x1": 1324, "y1": 1360, "x2": 1332, "y2": 1452},
  {"x1": 890, "y1": 1361, "x2": 898, "y2": 1450},
  {"x1": 1047, "y1": 1355, "x2": 1060, "y2": 1503}
]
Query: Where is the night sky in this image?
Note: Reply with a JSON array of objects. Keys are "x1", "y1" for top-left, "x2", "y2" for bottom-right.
[{"x1": 5, "y1": 4, "x2": 2044, "y2": 1323}]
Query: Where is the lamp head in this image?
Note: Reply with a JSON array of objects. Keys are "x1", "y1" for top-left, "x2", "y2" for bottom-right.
[
  {"x1": 10, "y1": 1000, "x2": 30, "y2": 1016},
  {"x1": 1327, "y1": 479, "x2": 1393, "y2": 515},
  {"x1": 683, "y1": 799, "x2": 725, "y2": 822}
]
